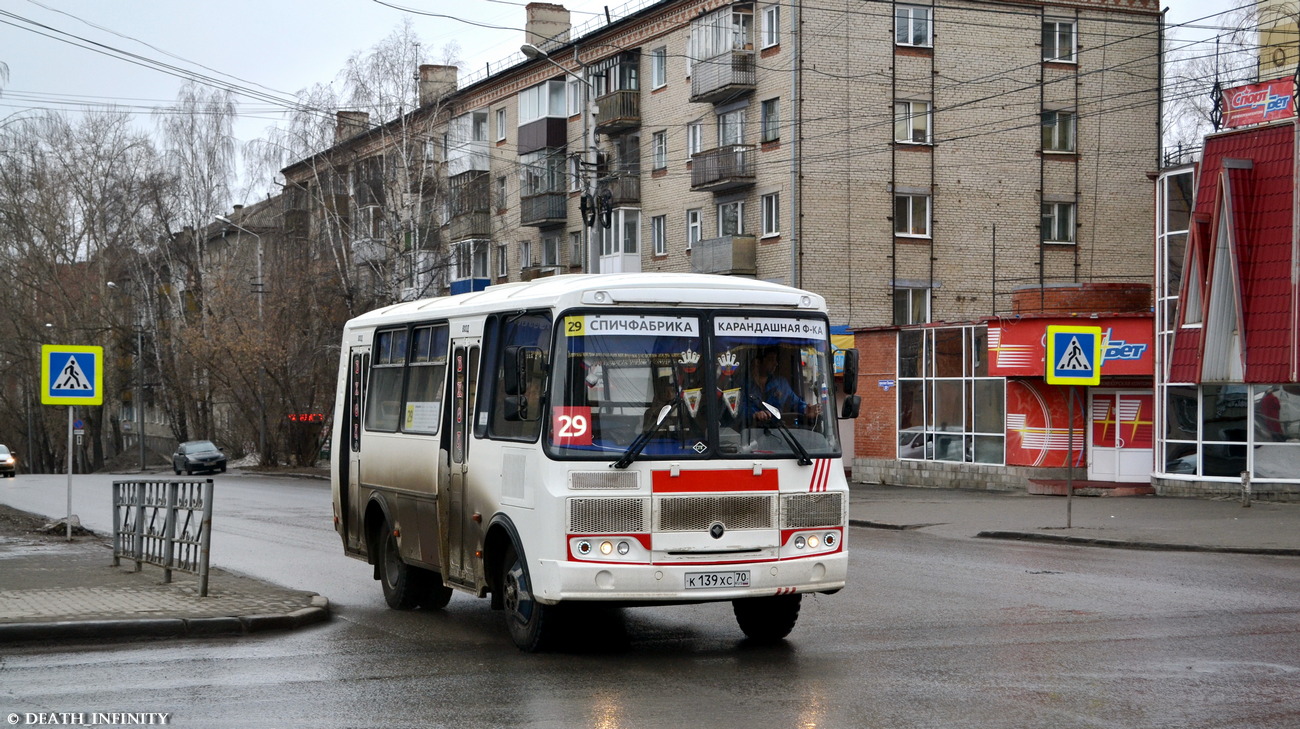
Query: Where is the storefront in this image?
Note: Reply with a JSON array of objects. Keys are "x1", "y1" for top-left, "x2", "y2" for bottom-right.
[{"x1": 851, "y1": 288, "x2": 1155, "y2": 492}]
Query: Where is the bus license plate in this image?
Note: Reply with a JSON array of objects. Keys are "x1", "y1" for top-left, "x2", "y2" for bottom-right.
[{"x1": 684, "y1": 570, "x2": 751, "y2": 590}]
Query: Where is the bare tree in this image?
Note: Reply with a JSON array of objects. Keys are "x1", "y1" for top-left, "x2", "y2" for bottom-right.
[
  {"x1": 1164, "y1": 1, "x2": 1259, "y2": 160},
  {"x1": 0, "y1": 110, "x2": 164, "y2": 472}
]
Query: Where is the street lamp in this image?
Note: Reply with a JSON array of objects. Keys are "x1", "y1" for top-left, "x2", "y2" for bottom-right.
[
  {"x1": 521, "y1": 43, "x2": 600, "y2": 274},
  {"x1": 107, "y1": 281, "x2": 146, "y2": 471},
  {"x1": 215, "y1": 214, "x2": 267, "y2": 462}
]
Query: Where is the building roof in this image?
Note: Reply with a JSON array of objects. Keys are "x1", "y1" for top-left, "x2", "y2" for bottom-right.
[{"x1": 1169, "y1": 121, "x2": 1299, "y2": 383}]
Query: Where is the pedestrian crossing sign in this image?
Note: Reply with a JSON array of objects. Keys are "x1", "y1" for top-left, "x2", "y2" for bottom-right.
[
  {"x1": 1045, "y1": 326, "x2": 1102, "y2": 386},
  {"x1": 41, "y1": 344, "x2": 103, "y2": 405}
]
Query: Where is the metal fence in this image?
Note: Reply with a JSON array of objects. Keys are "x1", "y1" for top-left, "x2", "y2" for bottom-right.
[{"x1": 112, "y1": 479, "x2": 214, "y2": 596}]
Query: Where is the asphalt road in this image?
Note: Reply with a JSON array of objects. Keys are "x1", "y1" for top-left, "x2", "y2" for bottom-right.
[{"x1": 2, "y1": 473, "x2": 1298, "y2": 729}]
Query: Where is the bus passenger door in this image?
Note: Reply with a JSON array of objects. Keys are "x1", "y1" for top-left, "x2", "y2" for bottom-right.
[
  {"x1": 343, "y1": 347, "x2": 368, "y2": 551},
  {"x1": 441, "y1": 340, "x2": 480, "y2": 587}
]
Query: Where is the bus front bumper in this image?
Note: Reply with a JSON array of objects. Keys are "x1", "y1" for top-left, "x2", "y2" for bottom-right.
[{"x1": 532, "y1": 552, "x2": 848, "y2": 604}]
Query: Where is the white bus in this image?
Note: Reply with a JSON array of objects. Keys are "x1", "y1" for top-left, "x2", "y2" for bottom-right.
[{"x1": 330, "y1": 273, "x2": 861, "y2": 650}]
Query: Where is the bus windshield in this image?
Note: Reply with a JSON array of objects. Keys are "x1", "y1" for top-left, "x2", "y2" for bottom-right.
[{"x1": 548, "y1": 311, "x2": 840, "y2": 461}]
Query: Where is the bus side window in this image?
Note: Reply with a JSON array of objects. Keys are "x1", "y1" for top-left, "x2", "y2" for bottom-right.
[
  {"x1": 365, "y1": 328, "x2": 407, "y2": 432},
  {"x1": 489, "y1": 312, "x2": 552, "y2": 441}
]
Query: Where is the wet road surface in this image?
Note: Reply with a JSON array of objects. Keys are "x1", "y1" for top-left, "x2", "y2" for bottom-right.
[{"x1": 2, "y1": 474, "x2": 1298, "y2": 728}]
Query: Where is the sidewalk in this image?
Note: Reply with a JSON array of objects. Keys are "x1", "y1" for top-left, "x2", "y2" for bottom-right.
[
  {"x1": 849, "y1": 484, "x2": 1300, "y2": 555},
  {"x1": 0, "y1": 505, "x2": 328, "y2": 645}
]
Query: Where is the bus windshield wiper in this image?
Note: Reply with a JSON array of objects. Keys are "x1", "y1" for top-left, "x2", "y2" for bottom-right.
[
  {"x1": 612, "y1": 396, "x2": 679, "y2": 469},
  {"x1": 756, "y1": 400, "x2": 813, "y2": 466}
]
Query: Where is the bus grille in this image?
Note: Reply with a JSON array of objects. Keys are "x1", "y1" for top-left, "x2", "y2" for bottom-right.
[
  {"x1": 781, "y1": 493, "x2": 844, "y2": 529},
  {"x1": 568, "y1": 497, "x2": 649, "y2": 534},
  {"x1": 569, "y1": 471, "x2": 639, "y2": 490},
  {"x1": 655, "y1": 495, "x2": 776, "y2": 531}
]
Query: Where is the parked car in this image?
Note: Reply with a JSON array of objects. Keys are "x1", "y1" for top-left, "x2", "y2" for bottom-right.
[
  {"x1": 172, "y1": 440, "x2": 227, "y2": 475},
  {"x1": 0, "y1": 444, "x2": 16, "y2": 477}
]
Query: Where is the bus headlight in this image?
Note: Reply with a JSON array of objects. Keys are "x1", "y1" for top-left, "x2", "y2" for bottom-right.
[
  {"x1": 807, "y1": 535, "x2": 820, "y2": 549},
  {"x1": 617, "y1": 541, "x2": 630, "y2": 555},
  {"x1": 824, "y1": 532, "x2": 837, "y2": 548},
  {"x1": 577, "y1": 540, "x2": 592, "y2": 555},
  {"x1": 599, "y1": 541, "x2": 614, "y2": 555},
  {"x1": 794, "y1": 536, "x2": 806, "y2": 549}
]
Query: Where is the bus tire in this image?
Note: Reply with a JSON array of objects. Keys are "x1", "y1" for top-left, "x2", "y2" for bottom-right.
[
  {"x1": 732, "y1": 593, "x2": 802, "y2": 643},
  {"x1": 380, "y1": 526, "x2": 421, "y2": 610},
  {"x1": 416, "y1": 568, "x2": 453, "y2": 609},
  {"x1": 502, "y1": 543, "x2": 553, "y2": 652}
]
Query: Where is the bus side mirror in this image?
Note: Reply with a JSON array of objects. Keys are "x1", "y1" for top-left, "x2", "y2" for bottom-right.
[
  {"x1": 504, "y1": 346, "x2": 543, "y2": 395},
  {"x1": 504, "y1": 395, "x2": 529, "y2": 421},
  {"x1": 840, "y1": 395, "x2": 861, "y2": 420},
  {"x1": 840, "y1": 349, "x2": 859, "y2": 395}
]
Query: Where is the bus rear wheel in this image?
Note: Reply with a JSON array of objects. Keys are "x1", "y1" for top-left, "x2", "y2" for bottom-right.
[
  {"x1": 416, "y1": 568, "x2": 453, "y2": 609},
  {"x1": 379, "y1": 526, "x2": 421, "y2": 610},
  {"x1": 501, "y1": 543, "x2": 554, "y2": 652},
  {"x1": 732, "y1": 593, "x2": 802, "y2": 643}
]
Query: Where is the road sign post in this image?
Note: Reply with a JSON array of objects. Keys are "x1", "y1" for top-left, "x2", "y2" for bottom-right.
[
  {"x1": 41, "y1": 345, "x2": 104, "y2": 540},
  {"x1": 1044, "y1": 327, "x2": 1102, "y2": 528}
]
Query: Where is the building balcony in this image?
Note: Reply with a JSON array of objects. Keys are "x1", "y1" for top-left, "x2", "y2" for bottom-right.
[
  {"x1": 598, "y1": 171, "x2": 641, "y2": 205},
  {"x1": 446, "y1": 138, "x2": 489, "y2": 177},
  {"x1": 351, "y1": 236, "x2": 387, "y2": 265},
  {"x1": 595, "y1": 89, "x2": 641, "y2": 134},
  {"x1": 448, "y1": 210, "x2": 491, "y2": 242},
  {"x1": 690, "y1": 49, "x2": 756, "y2": 104},
  {"x1": 691, "y1": 235, "x2": 756, "y2": 276},
  {"x1": 690, "y1": 145, "x2": 756, "y2": 191},
  {"x1": 520, "y1": 192, "x2": 567, "y2": 228}
]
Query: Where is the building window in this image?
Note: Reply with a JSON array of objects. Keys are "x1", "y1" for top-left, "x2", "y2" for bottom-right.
[
  {"x1": 1041, "y1": 110, "x2": 1075, "y2": 152},
  {"x1": 718, "y1": 109, "x2": 745, "y2": 146},
  {"x1": 1042, "y1": 20, "x2": 1076, "y2": 62},
  {"x1": 652, "y1": 215, "x2": 667, "y2": 255},
  {"x1": 894, "y1": 100, "x2": 931, "y2": 144},
  {"x1": 541, "y1": 232, "x2": 560, "y2": 266},
  {"x1": 761, "y1": 3, "x2": 780, "y2": 48},
  {"x1": 520, "y1": 240, "x2": 533, "y2": 269},
  {"x1": 497, "y1": 241, "x2": 508, "y2": 277},
  {"x1": 718, "y1": 200, "x2": 744, "y2": 236},
  {"x1": 495, "y1": 108, "x2": 507, "y2": 141},
  {"x1": 652, "y1": 131, "x2": 668, "y2": 170},
  {"x1": 893, "y1": 287, "x2": 930, "y2": 325},
  {"x1": 496, "y1": 175, "x2": 508, "y2": 209},
  {"x1": 570, "y1": 232, "x2": 582, "y2": 267},
  {"x1": 651, "y1": 47, "x2": 667, "y2": 89},
  {"x1": 1042, "y1": 202, "x2": 1075, "y2": 243},
  {"x1": 687, "y1": 209, "x2": 702, "y2": 249},
  {"x1": 761, "y1": 98, "x2": 780, "y2": 143},
  {"x1": 894, "y1": 194, "x2": 930, "y2": 237},
  {"x1": 567, "y1": 78, "x2": 582, "y2": 117},
  {"x1": 472, "y1": 111, "x2": 488, "y2": 142},
  {"x1": 897, "y1": 326, "x2": 1004, "y2": 464},
  {"x1": 687, "y1": 120, "x2": 703, "y2": 159},
  {"x1": 568, "y1": 156, "x2": 582, "y2": 192},
  {"x1": 761, "y1": 193, "x2": 780, "y2": 237},
  {"x1": 895, "y1": 5, "x2": 932, "y2": 47}
]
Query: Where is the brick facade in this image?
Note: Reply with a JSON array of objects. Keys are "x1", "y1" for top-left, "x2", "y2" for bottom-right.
[{"x1": 283, "y1": 0, "x2": 1163, "y2": 491}]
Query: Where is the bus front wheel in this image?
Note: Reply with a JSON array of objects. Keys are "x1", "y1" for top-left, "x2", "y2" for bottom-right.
[
  {"x1": 501, "y1": 543, "x2": 554, "y2": 652},
  {"x1": 732, "y1": 593, "x2": 802, "y2": 643}
]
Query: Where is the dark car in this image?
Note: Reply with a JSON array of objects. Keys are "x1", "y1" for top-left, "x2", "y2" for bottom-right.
[
  {"x1": 0, "y1": 444, "x2": 15, "y2": 477},
  {"x1": 172, "y1": 440, "x2": 227, "y2": 475}
]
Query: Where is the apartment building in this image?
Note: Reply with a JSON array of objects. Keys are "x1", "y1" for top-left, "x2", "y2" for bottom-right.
[{"x1": 281, "y1": 0, "x2": 1162, "y2": 487}]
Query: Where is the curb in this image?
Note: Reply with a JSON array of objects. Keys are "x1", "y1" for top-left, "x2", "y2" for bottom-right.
[
  {"x1": 975, "y1": 530, "x2": 1300, "y2": 557},
  {"x1": 0, "y1": 597, "x2": 330, "y2": 645}
]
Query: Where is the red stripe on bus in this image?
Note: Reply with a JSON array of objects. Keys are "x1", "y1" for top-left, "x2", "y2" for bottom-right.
[{"x1": 652, "y1": 469, "x2": 778, "y2": 492}]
